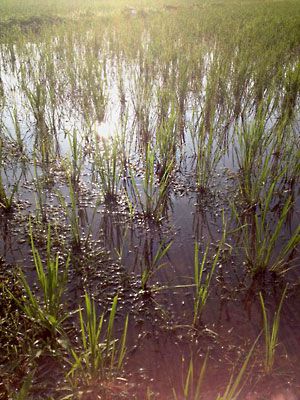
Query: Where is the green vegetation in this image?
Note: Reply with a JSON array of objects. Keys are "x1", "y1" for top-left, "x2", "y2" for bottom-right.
[
  {"x1": 128, "y1": 144, "x2": 174, "y2": 221},
  {"x1": 0, "y1": 0, "x2": 299, "y2": 398},
  {"x1": 13, "y1": 222, "x2": 70, "y2": 336},
  {"x1": 172, "y1": 354, "x2": 208, "y2": 400},
  {"x1": 259, "y1": 287, "x2": 287, "y2": 375},
  {"x1": 140, "y1": 240, "x2": 172, "y2": 292},
  {"x1": 0, "y1": 139, "x2": 21, "y2": 211},
  {"x1": 68, "y1": 293, "x2": 128, "y2": 384},
  {"x1": 94, "y1": 135, "x2": 122, "y2": 203},
  {"x1": 193, "y1": 244, "x2": 217, "y2": 326}
]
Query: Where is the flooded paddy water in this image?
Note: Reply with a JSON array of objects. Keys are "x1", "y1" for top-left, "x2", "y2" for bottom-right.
[{"x1": 0, "y1": 1, "x2": 300, "y2": 399}]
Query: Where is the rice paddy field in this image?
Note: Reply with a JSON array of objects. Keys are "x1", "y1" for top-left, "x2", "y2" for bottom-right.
[{"x1": 0, "y1": 0, "x2": 300, "y2": 399}]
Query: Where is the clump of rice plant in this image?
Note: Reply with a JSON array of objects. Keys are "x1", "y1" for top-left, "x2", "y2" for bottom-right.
[
  {"x1": 94, "y1": 134, "x2": 122, "y2": 203},
  {"x1": 32, "y1": 152, "x2": 47, "y2": 222},
  {"x1": 193, "y1": 243, "x2": 220, "y2": 326},
  {"x1": 11, "y1": 372, "x2": 34, "y2": 400},
  {"x1": 172, "y1": 336, "x2": 258, "y2": 400},
  {"x1": 67, "y1": 130, "x2": 84, "y2": 187},
  {"x1": 216, "y1": 336, "x2": 259, "y2": 400},
  {"x1": 193, "y1": 213, "x2": 227, "y2": 325},
  {"x1": 140, "y1": 240, "x2": 172, "y2": 293},
  {"x1": 234, "y1": 109, "x2": 272, "y2": 207},
  {"x1": 21, "y1": 71, "x2": 56, "y2": 164},
  {"x1": 128, "y1": 144, "x2": 173, "y2": 222},
  {"x1": 259, "y1": 286, "x2": 287, "y2": 375},
  {"x1": 233, "y1": 188, "x2": 300, "y2": 274},
  {"x1": 172, "y1": 354, "x2": 208, "y2": 400},
  {"x1": 8, "y1": 106, "x2": 24, "y2": 153},
  {"x1": 191, "y1": 123, "x2": 223, "y2": 192},
  {"x1": 0, "y1": 139, "x2": 21, "y2": 212},
  {"x1": 57, "y1": 174, "x2": 81, "y2": 250},
  {"x1": 13, "y1": 221, "x2": 70, "y2": 336},
  {"x1": 155, "y1": 109, "x2": 177, "y2": 180},
  {"x1": 67, "y1": 292, "x2": 128, "y2": 384}
]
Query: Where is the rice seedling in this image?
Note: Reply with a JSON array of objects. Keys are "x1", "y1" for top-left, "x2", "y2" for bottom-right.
[
  {"x1": 67, "y1": 130, "x2": 84, "y2": 187},
  {"x1": 194, "y1": 125, "x2": 223, "y2": 192},
  {"x1": 216, "y1": 336, "x2": 260, "y2": 400},
  {"x1": 140, "y1": 240, "x2": 172, "y2": 292},
  {"x1": 11, "y1": 372, "x2": 34, "y2": 400},
  {"x1": 67, "y1": 292, "x2": 128, "y2": 383},
  {"x1": 8, "y1": 106, "x2": 24, "y2": 153},
  {"x1": 130, "y1": 62, "x2": 155, "y2": 146},
  {"x1": 21, "y1": 70, "x2": 54, "y2": 162},
  {"x1": 94, "y1": 134, "x2": 122, "y2": 203},
  {"x1": 128, "y1": 144, "x2": 173, "y2": 222},
  {"x1": 56, "y1": 174, "x2": 81, "y2": 250},
  {"x1": 172, "y1": 336, "x2": 259, "y2": 400},
  {"x1": 0, "y1": 174, "x2": 16, "y2": 211},
  {"x1": 259, "y1": 286, "x2": 287, "y2": 375},
  {"x1": 113, "y1": 225, "x2": 129, "y2": 262},
  {"x1": 193, "y1": 212, "x2": 227, "y2": 325},
  {"x1": 232, "y1": 187, "x2": 300, "y2": 274},
  {"x1": 192, "y1": 243, "x2": 220, "y2": 326},
  {"x1": 0, "y1": 269, "x2": 35, "y2": 398},
  {"x1": 0, "y1": 139, "x2": 21, "y2": 212},
  {"x1": 0, "y1": 75, "x2": 4, "y2": 108},
  {"x1": 155, "y1": 108, "x2": 177, "y2": 179},
  {"x1": 32, "y1": 151, "x2": 47, "y2": 222},
  {"x1": 81, "y1": 51, "x2": 107, "y2": 123},
  {"x1": 13, "y1": 221, "x2": 70, "y2": 336},
  {"x1": 280, "y1": 63, "x2": 300, "y2": 120},
  {"x1": 172, "y1": 353, "x2": 208, "y2": 400},
  {"x1": 234, "y1": 110, "x2": 274, "y2": 207}
]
